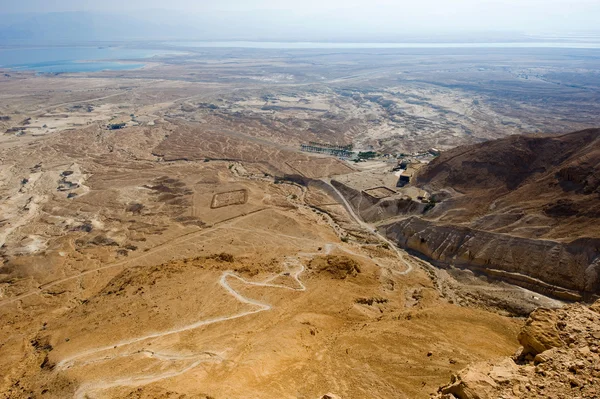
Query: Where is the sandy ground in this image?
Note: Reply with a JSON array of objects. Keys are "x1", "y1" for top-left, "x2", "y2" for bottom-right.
[
  {"x1": 0, "y1": 115, "x2": 522, "y2": 399},
  {"x1": 2, "y1": 49, "x2": 592, "y2": 397}
]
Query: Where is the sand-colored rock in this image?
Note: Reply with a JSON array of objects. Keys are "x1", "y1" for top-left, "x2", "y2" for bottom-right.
[
  {"x1": 518, "y1": 308, "x2": 563, "y2": 356},
  {"x1": 1, "y1": 49, "x2": 599, "y2": 399},
  {"x1": 0, "y1": 115, "x2": 522, "y2": 398},
  {"x1": 383, "y1": 216, "x2": 596, "y2": 300},
  {"x1": 436, "y1": 300, "x2": 600, "y2": 399}
]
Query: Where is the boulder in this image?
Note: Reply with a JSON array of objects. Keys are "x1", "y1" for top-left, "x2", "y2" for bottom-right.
[{"x1": 517, "y1": 308, "x2": 563, "y2": 356}]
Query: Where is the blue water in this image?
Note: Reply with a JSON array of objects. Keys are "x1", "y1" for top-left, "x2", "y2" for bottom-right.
[
  {"x1": 165, "y1": 41, "x2": 600, "y2": 49},
  {"x1": 0, "y1": 46, "x2": 177, "y2": 73},
  {"x1": 4, "y1": 42, "x2": 600, "y2": 73}
]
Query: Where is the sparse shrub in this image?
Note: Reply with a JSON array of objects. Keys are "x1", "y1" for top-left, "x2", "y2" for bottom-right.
[
  {"x1": 116, "y1": 249, "x2": 129, "y2": 256},
  {"x1": 341, "y1": 236, "x2": 349, "y2": 243},
  {"x1": 107, "y1": 123, "x2": 126, "y2": 130},
  {"x1": 424, "y1": 196, "x2": 438, "y2": 213},
  {"x1": 355, "y1": 297, "x2": 388, "y2": 306},
  {"x1": 211, "y1": 252, "x2": 234, "y2": 262},
  {"x1": 72, "y1": 222, "x2": 93, "y2": 233}
]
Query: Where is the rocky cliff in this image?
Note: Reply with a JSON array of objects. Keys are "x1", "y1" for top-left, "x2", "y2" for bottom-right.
[
  {"x1": 436, "y1": 300, "x2": 600, "y2": 399},
  {"x1": 417, "y1": 128, "x2": 600, "y2": 240},
  {"x1": 383, "y1": 217, "x2": 600, "y2": 301},
  {"x1": 380, "y1": 129, "x2": 600, "y2": 300}
]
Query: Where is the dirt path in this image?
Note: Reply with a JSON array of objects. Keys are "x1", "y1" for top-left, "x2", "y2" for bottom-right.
[
  {"x1": 59, "y1": 234, "x2": 410, "y2": 397},
  {"x1": 320, "y1": 178, "x2": 413, "y2": 275},
  {"x1": 73, "y1": 352, "x2": 222, "y2": 399},
  {"x1": 60, "y1": 245, "x2": 331, "y2": 398}
]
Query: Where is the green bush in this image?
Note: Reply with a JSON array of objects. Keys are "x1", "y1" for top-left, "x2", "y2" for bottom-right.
[{"x1": 358, "y1": 151, "x2": 377, "y2": 160}]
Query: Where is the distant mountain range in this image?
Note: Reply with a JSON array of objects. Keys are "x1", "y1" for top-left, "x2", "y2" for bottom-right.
[
  {"x1": 0, "y1": 11, "x2": 204, "y2": 42},
  {"x1": 0, "y1": 10, "x2": 547, "y2": 45}
]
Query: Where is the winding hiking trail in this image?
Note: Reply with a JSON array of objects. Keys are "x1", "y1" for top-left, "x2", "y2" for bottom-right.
[
  {"x1": 1, "y1": 173, "x2": 415, "y2": 397},
  {"x1": 0, "y1": 176, "x2": 411, "y2": 309},
  {"x1": 59, "y1": 245, "x2": 327, "y2": 399},
  {"x1": 60, "y1": 236, "x2": 411, "y2": 398}
]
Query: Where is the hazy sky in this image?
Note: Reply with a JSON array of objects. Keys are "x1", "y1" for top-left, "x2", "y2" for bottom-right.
[{"x1": 3, "y1": 0, "x2": 600, "y2": 37}]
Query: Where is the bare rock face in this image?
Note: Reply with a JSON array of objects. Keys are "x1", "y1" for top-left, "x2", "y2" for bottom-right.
[
  {"x1": 382, "y1": 129, "x2": 600, "y2": 302},
  {"x1": 384, "y1": 217, "x2": 599, "y2": 300},
  {"x1": 438, "y1": 358, "x2": 521, "y2": 399},
  {"x1": 435, "y1": 300, "x2": 600, "y2": 399},
  {"x1": 518, "y1": 308, "x2": 563, "y2": 356}
]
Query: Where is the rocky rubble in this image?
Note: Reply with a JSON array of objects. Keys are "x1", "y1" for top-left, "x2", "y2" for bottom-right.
[{"x1": 435, "y1": 301, "x2": 600, "y2": 399}]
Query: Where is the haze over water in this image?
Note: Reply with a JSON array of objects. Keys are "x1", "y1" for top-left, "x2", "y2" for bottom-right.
[
  {"x1": 0, "y1": 46, "x2": 180, "y2": 73},
  {"x1": 3, "y1": 38, "x2": 600, "y2": 73},
  {"x1": 166, "y1": 41, "x2": 600, "y2": 49}
]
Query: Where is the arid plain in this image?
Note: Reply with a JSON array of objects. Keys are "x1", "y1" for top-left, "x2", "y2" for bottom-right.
[{"x1": 1, "y1": 46, "x2": 599, "y2": 398}]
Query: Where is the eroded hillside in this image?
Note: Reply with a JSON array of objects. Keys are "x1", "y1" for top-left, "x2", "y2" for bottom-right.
[
  {"x1": 380, "y1": 129, "x2": 600, "y2": 301},
  {"x1": 2, "y1": 45, "x2": 599, "y2": 399}
]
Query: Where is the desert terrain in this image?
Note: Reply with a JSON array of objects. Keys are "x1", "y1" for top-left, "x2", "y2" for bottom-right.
[
  {"x1": 0, "y1": 119, "x2": 524, "y2": 399},
  {"x1": 0, "y1": 45, "x2": 599, "y2": 398}
]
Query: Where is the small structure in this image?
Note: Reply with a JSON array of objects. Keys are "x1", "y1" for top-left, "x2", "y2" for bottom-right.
[
  {"x1": 392, "y1": 160, "x2": 410, "y2": 172},
  {"x1": 396, "y1": 163, "x2": 420, "y2": 188},
  {"x1": 300, "y1": 142, "x2": 354, "y2": 158},
  {"x1": 364, "y1": 186, "x2": 397, "y2": 199},
  {"x1": 107, "y1": 123, "x2": 126, "y2": 130},
  {"x1": 428, "y1": 147, "x2": 441, "y2": 156},
  {"x1": 211, "y1": 189, "x2": 248, "y2": 209},
  {"x1": 397, "y1": 174, "x2": 411, "y2": 188}
]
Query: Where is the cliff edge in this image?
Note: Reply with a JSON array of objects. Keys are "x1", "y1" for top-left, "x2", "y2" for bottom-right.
[
  {"x1": 435, "y1": 300, "x2": 600, "y2": 399},
  {"x1": 382, "y1": 129, "x2": 600, "y2": 300}
]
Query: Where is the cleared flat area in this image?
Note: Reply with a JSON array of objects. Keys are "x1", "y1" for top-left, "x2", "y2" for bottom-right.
[{"x1": 211, "y1": 189, "x2": 248, "y2": 209}]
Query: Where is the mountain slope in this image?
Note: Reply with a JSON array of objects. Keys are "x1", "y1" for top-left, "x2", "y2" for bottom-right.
[
  {"x1": 382, "y1": 129, "x2": 600, "y2": 300},
  {"x1": 417, "y1": 128, "x2": 600, "y2": 240}
]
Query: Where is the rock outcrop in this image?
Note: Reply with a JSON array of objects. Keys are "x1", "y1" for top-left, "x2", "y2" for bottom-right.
[
  {"x1": 415, "y1": 128, "x2": 600, "y2": 241},
  {"x1": 383, "y1": 217, "x2": 600, "y2": 300},
  {"x1": 380, "y1": 129, "x2": 600, "y2": 301},
  {"x1": 435, "y1": 301, "x2": 600, "y2": 399}
]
